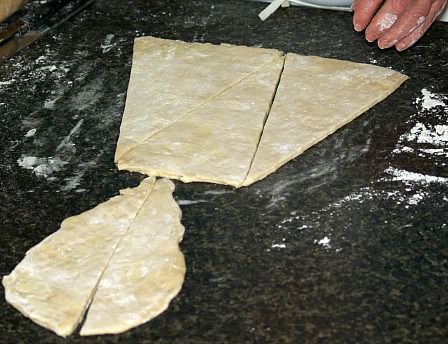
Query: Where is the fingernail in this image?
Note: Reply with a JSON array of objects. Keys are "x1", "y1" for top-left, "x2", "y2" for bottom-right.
[
  {"x1": 396, "y1": 44, "x2": 405, "y2": 52},
  {"x1": 378, "y1": 39, "x2": 397, "y2": 49},
  {"x1": 365, "y1": 32, "x2": 376, "y2": 43}
]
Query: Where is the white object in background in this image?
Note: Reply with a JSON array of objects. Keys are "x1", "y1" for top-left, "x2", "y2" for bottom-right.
[
  {"x1": 439, "y1": 6, "x2": 448, "y2": 22},
  {"x1": 257, "y1": 0, "x2": 448, "y2": 22},
  {"x1": 259, "y1": 0, "x2": 289, "y2": 21}
]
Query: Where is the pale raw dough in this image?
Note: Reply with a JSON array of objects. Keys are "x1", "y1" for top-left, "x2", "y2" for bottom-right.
[
  {"x1": 117, "y1": 55, "x2": 285, "y2": 187},
  {"x1": 242, "y1": 53, "x2": 409, "y2": 185},
  {"x1": 80, "y1": 178, "x2": 185, "y2": 335},
  {"x1": 115, "y1": 37, "x2": 407, "y2": 187},
  {"x1": 115, "y1": 36, "x2": 284, "y2": 163},
  {"x1": 3, "y1": 177, "x2": 186, "y2": 337},
  {"x1": 2, "y1": 177, "x2": 155, "y2": 337}
]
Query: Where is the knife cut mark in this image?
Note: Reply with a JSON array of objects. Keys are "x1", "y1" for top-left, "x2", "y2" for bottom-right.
[
  {"x1": 242, "y1": 55, "x2": 286, "y2": 185},
  {"x1": 75, "y1": 178, "x2": 156, "y2": 334},
  {"x1": 139, "y1": 55, "x2": 286, "y2": 144},
  {"x1": 116, "y1": 53, "x2": 286, "y2": 162},
  {"x1": 2, "y1": 177, "x2": 156, "y2": 337}
]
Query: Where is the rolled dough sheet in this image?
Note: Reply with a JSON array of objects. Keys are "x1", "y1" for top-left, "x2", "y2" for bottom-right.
[
  {"x1": 2, "y1": 177, "x2": 156, "y2": 337},
  {"x1": 115, "y1": 38, "x2": 407, "y2": 187},
  {"x1": 115, "y1": 36, "x2": 284, "y2": 163},
  {"x1": 80, "y1": 178, "x2": 185, "y2": 335},
  {"x1": 242, "y1": 53, "x2": 408, "y2": 186},
  {"x1": 117, "y1": 56, "x2": 285, "y2": 187}
]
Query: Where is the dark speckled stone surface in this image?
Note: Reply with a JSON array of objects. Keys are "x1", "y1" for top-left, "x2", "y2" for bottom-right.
[{"x1": 1, "y1": 0, "x2": 447, "y2": 343}]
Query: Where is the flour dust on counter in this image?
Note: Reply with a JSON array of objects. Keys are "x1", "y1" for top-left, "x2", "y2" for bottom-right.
[
  {"x1": 385, "y1": 86, "x2": 448, "y2": 205},
  {"x1": 311, "y1": 86, "x2": 448, "y2": 224},
  {"x1": 3, "y1": 39, "x2": 126, "y2": 193},
  {"x1": 393, "y1": 87, "x2": 448, "y2": 157},
  {"x1": 273, "y1": 88, "x2": 448, "y2": 250},
  {"x1": 16, "y1": 118, "x2": 84, "y2": 183},
  {"x1": 3, "y1": 178, "x2": 186, "y2": 337}
]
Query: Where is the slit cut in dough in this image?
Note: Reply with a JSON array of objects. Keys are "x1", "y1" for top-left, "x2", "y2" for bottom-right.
[
  {"x1": 115, "y1": 37, "x2": 408, "y2": 187},
  {"x1": 3, "y1": 178, "x2": 185, "y2": 337},
  {"x1": 117, "y1": 55, "x2": 285, "y2": 187},
  {"x1": 115, "y1": 37, "x2": 284, "y2": 163},
  {"x1": 242, "y1": 53, "x2": 409, "y2": 185},
  {"x1": 80, "y1": 178, "x2": 185, "y2": 335}
]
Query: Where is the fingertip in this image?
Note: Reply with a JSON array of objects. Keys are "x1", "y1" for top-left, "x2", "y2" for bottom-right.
[
  {"x1": 354, "y1": 23, "x2": 363, "y2": 32},
  {"x1": 377, "y1": 41, "x2": 390, "y2": 49},
  {"x1": 378, "y1": 35, "x2": 398, "y2": 49},
  {"x1": 365, "y1": 28, "x2": 378, "y2": 42}
]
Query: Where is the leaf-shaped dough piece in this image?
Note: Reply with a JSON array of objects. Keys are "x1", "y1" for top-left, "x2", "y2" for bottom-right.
[
  {"x1": 2, "y1": 177, "x2": 156, "y2": 337},
  {"x1": 80, "y1": 178, "x2": 185, "y2": 335}
]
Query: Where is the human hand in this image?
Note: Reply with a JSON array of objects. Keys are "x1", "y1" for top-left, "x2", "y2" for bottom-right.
[{"x1": 352, "y1": 0, "x2": 447, "y2": 51}]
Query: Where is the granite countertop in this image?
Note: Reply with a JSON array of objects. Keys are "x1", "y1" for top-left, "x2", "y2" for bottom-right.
[{"x1": 0, "y1": 0, "x2": 447, "y2": 343}]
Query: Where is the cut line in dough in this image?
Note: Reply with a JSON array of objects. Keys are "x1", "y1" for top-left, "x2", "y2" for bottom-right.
[
  {"x1": 115, "y1": 37, "x2": 408, "y2": 187},
  {"x1": 114, "y1": 37, "x2": 284, "y2": 163},
  {"x1": 3, "y1": 177, "x2": 186, "y2": 337},
  {"x1": 80, "y1": 178, "x2": 185, "y2": 335},
  {"x1": 242, "y1": 53, "x2": 409, "y2": 186},
  {"x1": 118, "y1": 55, "x2": 286, "y2": 187}
]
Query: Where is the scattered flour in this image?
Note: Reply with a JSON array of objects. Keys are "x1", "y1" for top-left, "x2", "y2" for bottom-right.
[
  {"x1": 202, "y1": 189, "x2": 233, "y2": 195},
  {"x1": 378, "y1": 13, "x2": 397, "y2": 31},
  {"x1": 315, "y1": 236, "x2": 331, "y2": 249},
  {"x1": 267, "y1": 237, "x2": 287, "y2": 251},
  {"x1": 101, "y1": 34, "x2": 115, "y2": 53},
  {"x1": 417, "y1": 88, "x2": 447, "y2": 110},
  {"x1": 417, "y1": 16, "x2": 426, "y2": 26},
  {"x1": 44, "y1": 98, "x2": 57, "y2": 110},
  {"x1": 402, "y1": 123, "x2": 448, "y2": 146},
  {"x1": 271, "y1": 243, "x2": 286, "y2": 249},
  {"x1": 296, "y1": 87, "x2": 447, "y2": 252},
  {"x1": 24, "y1": 129, "x2": 37, "y2": 137},
  {"x1": 393, "y1": 88, "x2": 448, "y2": 158},
  {"x1": 176, "y1": 199, "x2": 208, "y2": 205},
  {"x1": 17, "y1": 156, "x2": 68, "y2": 179},
  {"x1": 407, "y1": 192, "x2": 425, "y2": 205},
  {"x1": 17, "y1": 120, "x2": 84, "y2": 185},
  {"x1": 385, "y1": 167, "x2": 448, "y2": 184},
  {"x1": 0, "y1": 79, "x2": 16, "y2": 87}
]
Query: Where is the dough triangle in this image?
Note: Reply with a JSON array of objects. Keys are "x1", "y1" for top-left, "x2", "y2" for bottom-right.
[
  {"x1": 243, "y1": 54, "x2": 408, "y2": 186},
  {"x1": 2, "y1": 178, "x2": 156, "y2": 337},
  {"x1": 115, "y1": 37, "x2": 284, "y2": 162},
  {"x1": 80, "y1": 178, "x2": 185, "y2": 335},
  {"x1": 117, "y1": 56, "x2": 285, "y2": 187}
]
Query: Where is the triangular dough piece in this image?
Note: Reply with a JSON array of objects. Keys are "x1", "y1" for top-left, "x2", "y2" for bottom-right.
[
  {"x1": 80, "y1": 178, "x2": 185, "y2": 335},
  {"x1": 117, "y1": 56, "x2": 285, "y2": 187},
  {"x1": 2, "y1": 178, "x2": 156, "y2": 337},
  {"x1": 242, "y1": 54, "x2": 408, "y2": 186},
  {"x1": 115, "y1": 36, "x2": 284, "y2": 162}
]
